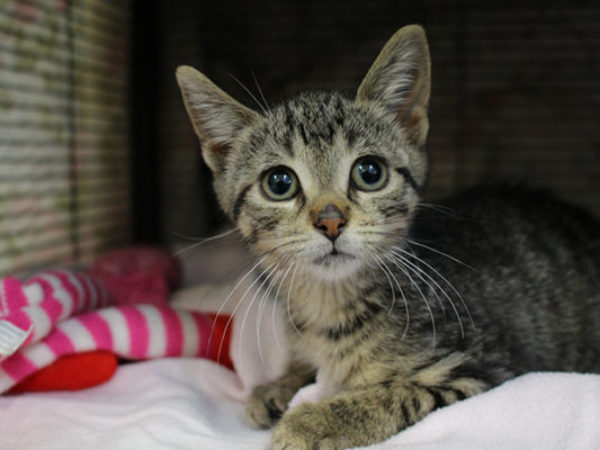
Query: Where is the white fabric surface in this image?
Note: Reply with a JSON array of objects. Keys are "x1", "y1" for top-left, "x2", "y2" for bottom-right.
[
  {"x1": 1, "y1": 360, "x2": 599, "y2": 449},
  {"x1": 0, "y1": 284, "x2": 599, "y2": 449}
]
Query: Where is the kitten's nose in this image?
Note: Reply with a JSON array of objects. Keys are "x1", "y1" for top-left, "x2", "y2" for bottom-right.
[{"x1": 314, "y1": 203, "x2": 347, "y2": 242}]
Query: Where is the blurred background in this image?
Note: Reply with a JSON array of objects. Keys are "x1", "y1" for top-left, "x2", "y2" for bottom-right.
[{"x1": 0, "y1": 0, "x2": 598, "y2": 277}]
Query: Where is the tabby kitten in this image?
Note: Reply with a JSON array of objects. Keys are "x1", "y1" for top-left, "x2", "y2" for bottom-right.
[{"x1": 176, "y1": 25, "x2": 600, "y2": 449}]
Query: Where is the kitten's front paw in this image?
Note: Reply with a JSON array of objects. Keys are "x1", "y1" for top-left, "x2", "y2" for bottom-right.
[
  {"x1": 245, "y1": 382, "x2": 298, "y2": 429},
  {"x1": 272, "y1": 403, "x2": 342, "y2": 450}
]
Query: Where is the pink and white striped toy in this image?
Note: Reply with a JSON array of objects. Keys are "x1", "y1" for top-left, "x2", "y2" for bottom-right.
[{"x1": 0, "y1": 270, "x2": 232, "y2": 393}]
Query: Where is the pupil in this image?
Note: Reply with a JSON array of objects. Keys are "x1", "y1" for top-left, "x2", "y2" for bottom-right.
[
  {"x1": 359, "y1": 160, "x2": 381, "y2": 184},
  {"x1": 269, "y1": 171, "x2": 292, "y2": 195}
]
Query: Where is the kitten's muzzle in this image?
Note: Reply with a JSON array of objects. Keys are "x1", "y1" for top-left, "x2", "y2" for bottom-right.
[{"x1": 314, "y1": 203, "x2": 347, "y2": 242}]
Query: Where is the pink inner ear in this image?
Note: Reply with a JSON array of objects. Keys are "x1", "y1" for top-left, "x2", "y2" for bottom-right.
[
  {"x1": 404, "y1": 106, "x2": 425, "y2": 129},
  {"x1": 211, "y1": 141, "x2": 229, "y2": 157},
  {"x1": 397, "y1": 105, "x2": 428, "y2": 146}
]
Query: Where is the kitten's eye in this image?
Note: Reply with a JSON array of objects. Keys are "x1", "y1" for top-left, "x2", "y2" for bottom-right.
[
  {"x1": 350, "y1": 157, "x2": 388, "y2": 191},
  {"x1": 261, "y1": 166, "x2": 300, "y2": 201}
]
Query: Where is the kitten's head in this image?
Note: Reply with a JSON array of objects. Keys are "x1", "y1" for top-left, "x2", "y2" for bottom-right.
[{"x1": 176, "y1": 25, "x2": 430, "y2": 281}]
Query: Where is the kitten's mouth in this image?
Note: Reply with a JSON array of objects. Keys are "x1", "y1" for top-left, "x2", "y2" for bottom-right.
[{"x1": 313, "y1": 250, "x2": 355, "y2": 266}]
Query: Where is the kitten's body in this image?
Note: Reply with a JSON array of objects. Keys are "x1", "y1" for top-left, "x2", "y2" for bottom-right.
[
  {"x1": 287, "y1": 187, "x2": 600, "y2": 380},
  {"x1": 176, "y1": 26, "x2": 600, "y2": 449},
  {"x1": 412, "y1": 187, "x2": 600, "y2": 375}
]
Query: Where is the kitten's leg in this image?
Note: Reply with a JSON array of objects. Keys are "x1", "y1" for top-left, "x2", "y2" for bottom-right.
[
  {"x1": 245, "y1": 360, "x2": 316, "y2": 429},
  {"x1": 272, "y1": 365, "x2": 494, "y2": 450}
]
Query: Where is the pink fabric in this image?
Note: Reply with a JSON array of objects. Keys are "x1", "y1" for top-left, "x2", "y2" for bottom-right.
[
  {"x1": 1, "y1": 353, "x2": 37, "y2": 382},
  {"x1": 0, "y1": 271, "x2": 113, "y2": 359},
  {"x1": 5, "y1": 310, "x2": 32, "y2": 339},
  {"x1": 121, "y1": 306, "x2": 150, "y2": 358},
  {"x1": 0, "y1": 248, "x2": 208, "y2": 393},
  {"x1": 89, "y1": 246, "x2": 181, "y2": 307},
  {"x1": 48, "y1": 271, "x2": 81, "y2": 312},
  {"x1": 45, "y1": 329, "x2": 76, "y2": 356},
  {"x1": 37, "y1": 279, "x2": 63, "y2": 323},
  {"x1": 78, "y1": 272, "x2": 93, "y2": 311},
  {"x1": 79, "y1": 314, "x2": 113, "y2": 349},
  {"x1": 0, "y1": 278, "x2": 27, "y2": 314},
  {"x1": 0, "y1": 305, "x2": 226, "y2": 392},
  {"x1": 158, "y1": 307, "x2": 184, "y2": 357}
]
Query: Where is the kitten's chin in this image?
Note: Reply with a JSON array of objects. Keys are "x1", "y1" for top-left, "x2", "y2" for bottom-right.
[{"x1": 306, "y1": 253, "x2": 364, "y2": 282}]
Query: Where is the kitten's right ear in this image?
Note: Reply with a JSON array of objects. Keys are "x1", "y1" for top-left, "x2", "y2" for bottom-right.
[
  {"x1": 357, "y1": 25, "x2": 431, "y2": 146},
  {"x1": 176, "y1": 66, "x2": 260, "y2": 172}
]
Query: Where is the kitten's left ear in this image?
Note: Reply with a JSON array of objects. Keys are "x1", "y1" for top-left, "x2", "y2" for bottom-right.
[
  {"x1": 176, "y1": 66, "x2": 260, "y2": 173},
  {"x1": 357, "y1": 25, "x2": 431, "y2": 146}
]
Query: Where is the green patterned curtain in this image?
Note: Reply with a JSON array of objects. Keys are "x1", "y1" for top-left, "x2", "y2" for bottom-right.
[{"x1": 0, "y1": 0, "x2": 131, "y2": 276}]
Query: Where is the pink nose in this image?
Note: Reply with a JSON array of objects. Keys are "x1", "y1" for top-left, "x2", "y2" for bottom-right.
[{"x1": 314, "y1": 204, "x2": 347, "y2": 241}]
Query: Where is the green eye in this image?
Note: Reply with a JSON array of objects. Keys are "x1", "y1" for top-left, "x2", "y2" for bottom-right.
[
  {"x1": 350, "y1": 157, "x2": 388, "y2": 191},
  {"x1": 261, "y1": 166, "x2": 300, "y2": 201}
]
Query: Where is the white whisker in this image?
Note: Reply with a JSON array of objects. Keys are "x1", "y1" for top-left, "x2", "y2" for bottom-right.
[
  {"x1": 271, "y1": 262, "x2": 295, "y2": 354},
  {"x1": 226, "y1": 71, "x2": 268, "y2": 114},
  {"x1": 172, "y1": 228, "x2": 238, "y2": 257},
  {"x1": 255, "y1": 255, "x2": 293, "y2": 369},
  {"x1": 208, "y1": 256, "x2": 267, "y2": 362},
  {"x1": 417, "y1": 202, "x2": 461, "y2": 218},
  {"x1": 237, "y1": 261, "x2": 282, "y2": 372},
  {"x1": 251, "y1": 70, "x2": 271, "y2": 112},
  {"x1": 286, "y1": 262, "x2": 301, "y2": 334},
  {"x1": 386, "y1": 251, "x2": 437, "y2": 348},
  {"x1": 371, "y1": 253, "x2": 397, "y2": 314},
  {"x1": 390, "y1": 250, "x2": 465, "y2": 339},
  {"x1": 370, "y1": 250, "x2": 410, "y2": 339},
  {"x1": 207, "y1": 255, "x2": 267, "y2": 354},
  {"x1": 407, "y1": 239, "x2": 479, "y2": 273},
  {"x1": 256, "y1": 267, "x2": 283, "y2": 366},
  {"x1": 396, "y1": 245, "x2": 475, "y2": 331},
  {"x1": 217, "y1": 259, "x2": 280, "y2": 367},
  {"x1": 389, "y1": 250, "x2": 447, "y2": 314}
]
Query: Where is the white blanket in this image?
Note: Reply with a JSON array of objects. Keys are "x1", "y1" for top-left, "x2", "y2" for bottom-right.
[
  {"x1": 0, "y1": 286, "x2": 599, "y2": 449},
  {"x1": 1, "y1": 361, "x2": 599, "y2": 449}
]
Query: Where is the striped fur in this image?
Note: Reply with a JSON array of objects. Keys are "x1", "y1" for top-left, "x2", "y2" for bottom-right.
[{"x1": 177, "y1": 25, "x2": 600, "y2": 449}]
